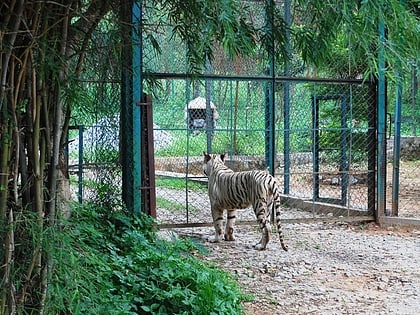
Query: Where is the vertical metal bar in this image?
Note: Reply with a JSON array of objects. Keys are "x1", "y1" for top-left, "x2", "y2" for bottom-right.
[
  {"x1": 283, "y1": 0, "x2": 291, "y2": 194},
  {"x1": 368, "y1": 82, "x2": 377, "y2": 216},
  {"x1": 139, "y1": 95, "x2": 156, "y2": 217},
  {"x1": 205, "y1": 57, "x2": 212, "y2": 153},
  {"x1": 186, "y1": 80, "x2": 191, "y2": 223},
  {"x1": 377, "y1": 11, "x2": 387, "y2": 219},
  {"x1": 340, "y1": 96, "x2": 348, "y2": 206},
  {"x1": 265, "y1": 0, "x2": 275, "y2": 175},
  {"x1": 265, "y1": 78, "x2": 270, "y2": 167},
  {"x1": 78, "y1": 125, "x2": 84, "y2": 204},
  {"x1": 391, "y1": 65, "x2": 403, "y2": 216},
  {"x1": 312, "y1": 96, "x2": 320, "y2": 201},
  {"x1": 132, "y1": 1, "x2": 143, "y2": 214},
  {"x1": 120, "y1": 0, "x2": 134, "y2": 212},
  {"x1": 269, "y1": 76, "x2": 275, "y2": 175},
  {"x1": 412, "y1": 64, "x2": 418, "y2": 136},
  {"x1": 229, "y1": 80, "x2": 234, "y2": 159}
]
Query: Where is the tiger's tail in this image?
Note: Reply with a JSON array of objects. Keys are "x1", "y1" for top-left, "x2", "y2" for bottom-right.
[{"x1": 272, "y1": 183, "x2": 288, "y2": 251}]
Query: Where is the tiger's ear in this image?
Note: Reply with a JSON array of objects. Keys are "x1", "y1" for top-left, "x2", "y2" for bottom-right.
[
  {"x1": 220, "y1": 152, "x2": 227, "y2": 161},
  {"x1": 203, "y1": 151, "x2": 211, "y2": 162}
]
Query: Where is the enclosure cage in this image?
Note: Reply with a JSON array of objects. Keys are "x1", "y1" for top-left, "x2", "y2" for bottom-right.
[
  {"x1": 186, "y1": 97, "x2": 219, "y2": 132},
  {"x1": 67, "y1": 0, "x2": 420, "y2": 227},
  {"x1": 134, "y1": 0, "x2": 382, "y2": 227}
]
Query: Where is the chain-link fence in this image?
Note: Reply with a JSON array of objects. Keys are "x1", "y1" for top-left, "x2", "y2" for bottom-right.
[
  {"x1": 385, "y1": 62, "x2": 420, "y2": 218},
  {"x1": 67, "y1": 0, "x2": 419, "y2": 225},
  {"x1": 67, "y1": 80, "x2": 122, "y2": 210},
  {"x1": 151, "y1": 76, "x2": 377, "y2": 226}
]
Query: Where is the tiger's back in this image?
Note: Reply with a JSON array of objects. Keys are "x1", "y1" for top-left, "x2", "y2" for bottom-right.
[{"x1": 209, "y1": 169, "x2": 277, "y2": 210}]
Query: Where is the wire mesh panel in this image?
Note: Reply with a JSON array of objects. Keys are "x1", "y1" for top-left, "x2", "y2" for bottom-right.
[
  {"x1": 152, "y1": 77, "x2": 376, "y2": 226},
  {"x1": 153, "y1": 79, "x2": 273, "y2": 225},
  {"x1": 67, "y1": 79, "x2": 123, "y2": 209},
  {"x1": 68, "y1": 116, "x2": 122, "y2": 208},
  {"x1": 386, "y1": 62, "x2": 420, "y2": 219},
  {"x1": 274, "y1": 82, "x2": 376, "y2": 214}
]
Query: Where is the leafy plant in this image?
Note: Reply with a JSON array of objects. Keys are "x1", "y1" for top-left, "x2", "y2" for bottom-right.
[{"x1": 47, "y1": 204, "x2": 247, "y2": 314}]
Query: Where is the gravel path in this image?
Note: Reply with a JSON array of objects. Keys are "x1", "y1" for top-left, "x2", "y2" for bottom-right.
[{"x1": 165, "y1": 218, "x2": 420, "y2": 315}]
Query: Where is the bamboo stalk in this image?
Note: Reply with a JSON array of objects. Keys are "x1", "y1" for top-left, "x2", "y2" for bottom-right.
[
  {"x1": 0, "y1": 125, "x2": 12, "y2": 315},
  {"x1": 41, "y1": 4, "x2": 71, "y2": 313},
  {"x1": 0, "y1": 0, "x2": 24, "y2": 114},
  {"x1": 30, "y1": 50, "x2": 43, "y2": 222}
]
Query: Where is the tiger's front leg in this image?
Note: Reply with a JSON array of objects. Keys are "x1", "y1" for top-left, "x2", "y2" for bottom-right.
[
  {"x1": 224, "y1": 209, "x2": 237, "y2": 241},
  {"x1": 210, "y1": 206, "x2": 224, "y2": 242}
]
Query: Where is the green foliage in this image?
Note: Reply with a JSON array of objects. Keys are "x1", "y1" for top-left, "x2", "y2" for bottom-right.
[
  {"x1": 48, "y1": 204, "x2": 246, "y2": 314},
  {"x1": 156, "y1": 177, "x2": 187, "y2": 190},
  {"x1": 156, "y1": 130, "x2": 267, "y2": 157},
  {"x1": 150, "y1": 0, "x2": 256, "y2": 73},
  {"x1": 293, "y1": 0, "x2": 420, "y2": 77},
  {"x1": 156, "y1": 177, "x2": 206, "y2": 192}
]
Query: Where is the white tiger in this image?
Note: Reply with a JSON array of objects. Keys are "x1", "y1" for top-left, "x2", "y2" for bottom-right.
[{"x1": 203, "y1": 152, "x2": 288, "y2": 251}]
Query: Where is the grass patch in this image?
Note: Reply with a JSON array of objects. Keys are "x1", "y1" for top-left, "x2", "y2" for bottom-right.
[
  {"x1": 156, "y1": 176, "x2": 207, "y2": 192},
  {"x1": 156, "y1": 196, "x2": 200, "y2": 213}
]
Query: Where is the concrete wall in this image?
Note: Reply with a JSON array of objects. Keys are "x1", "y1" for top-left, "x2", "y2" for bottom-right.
[{"x1": 387, "y1": 136, "x2": 420, "y2": 160}]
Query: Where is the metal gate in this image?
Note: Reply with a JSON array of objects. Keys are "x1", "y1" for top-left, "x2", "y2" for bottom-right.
[{"x1": 151, "y1": 77, "x2": 377, "y2": 227}]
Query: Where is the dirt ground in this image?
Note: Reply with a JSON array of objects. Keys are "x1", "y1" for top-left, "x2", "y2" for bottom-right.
[
  {"x1": 165, "y1": 217, "x2": 420, "y2": 315},
  {"x1": 156, "y1": 158, "x2": 420, "y2": 314}
]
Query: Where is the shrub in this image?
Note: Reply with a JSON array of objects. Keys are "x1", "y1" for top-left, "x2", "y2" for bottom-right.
[{"x1": 48, "y1": 204, "x2": 247, "y2": 314}]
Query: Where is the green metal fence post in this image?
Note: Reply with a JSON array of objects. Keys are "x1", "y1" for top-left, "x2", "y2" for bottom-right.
[
  {"x1": 283, "y1": 0, "x2": 291, "y2": 194},
  {"x1": 121, "y1": 0, "x2": 142, "y2": 214},
  {"x1": 377, "y1": 9, "x2": 387, "y2": 220},
  {"x1": 132, "y1": 1, "x2": 143, "y2": 214},
  {"x1": 265, "y1": 0, "x2": 275, "y2": 175}
]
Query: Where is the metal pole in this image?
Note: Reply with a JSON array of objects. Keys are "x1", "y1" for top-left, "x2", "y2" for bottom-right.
[
  {"x1": 312, "y1": 96, "x2": 320, "y2": 201},
  {"x1": 412, "y1": 64, "x2": 418, "y2": 136},
  {"x1": 391, "y1": 70, "x2": 402, "y2": 216},
  {"x1": 283, "y1": 0, "x2": 291, "y2": 194},
  {"x1": 367, "y1": 82, "x2": 377, "y2": 216},
  {"x1": 377, "y1": 11, "x2": 387, "y2": 219},
  {"x1": 340, "y1": 96, "x2": 348, "y2": 206},
  {"x1": 121, "y1": 0, "x2": 135, "y2": 212},
  {"x1": 132, "y1": 0, "x2": 142, "y2": 214},
  {"x1": 186, "y1": 79, "x2": 191, "y2": 223},
  {"x1": 391, "y1": 0, "x2": 405, "y2": 215},
  {"x1": 78, "y1": 125, "x2": 84, "y2": 204},
  {"x1": 205, "y1": 56, "x2": 212, "y2": 153},
  {"x1": 265, "y1": 0, "x2": 275, "y2": 174}
]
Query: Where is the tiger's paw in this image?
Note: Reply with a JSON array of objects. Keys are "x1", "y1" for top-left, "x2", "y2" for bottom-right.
[
  {"x1": 224, "y1": 234, "x2": 236, "y2": 241},
  {"x1": 206, "y1": 235, "x2": 222, "y2": 243},
  {"x1": 253, "y1": 243, "x2": 267, "y2": 250}
]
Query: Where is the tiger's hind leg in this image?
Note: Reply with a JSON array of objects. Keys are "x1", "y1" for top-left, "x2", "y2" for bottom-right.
[
  {"x1": 253, "y1": 200, "x2": 271, "y2": 250},
  {"x1": 210, "y1": 206, "x2": 224, "y2": 243},
  {"x1": 254, "y1": 221, "x2": 270, "y2": 250},
  {"x1": 224, "y1": 209, "x2": 236, "y2": 241}
]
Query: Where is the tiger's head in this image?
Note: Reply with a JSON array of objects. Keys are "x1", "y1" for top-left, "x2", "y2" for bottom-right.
[{"x1": 203, "y1": 152, "x2": 226, "y2": 176}]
